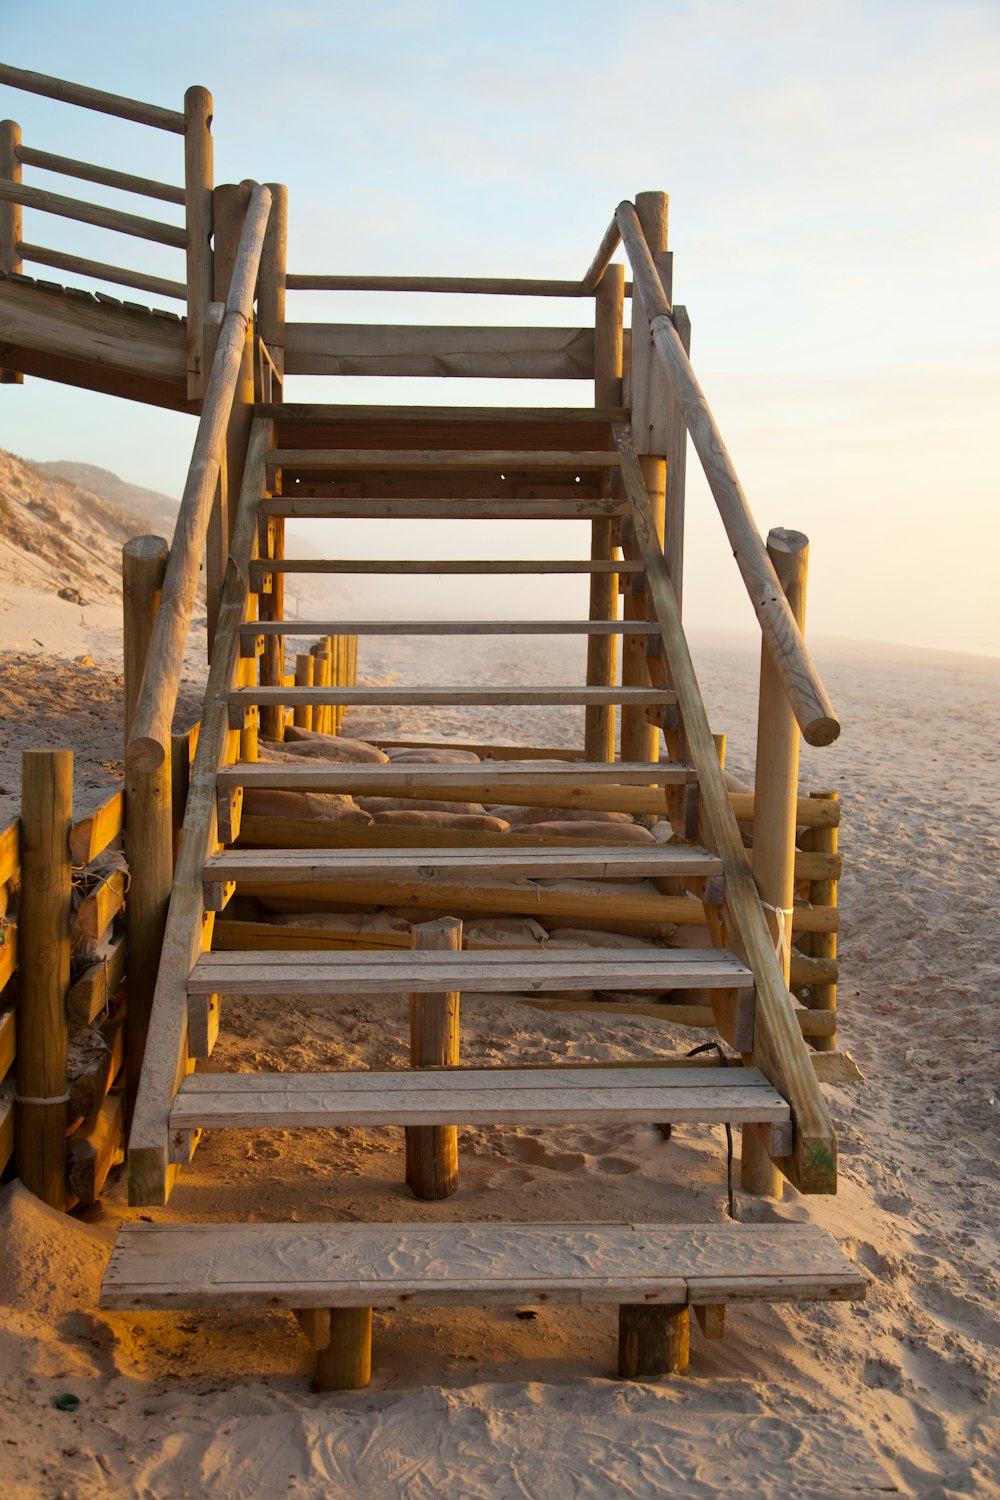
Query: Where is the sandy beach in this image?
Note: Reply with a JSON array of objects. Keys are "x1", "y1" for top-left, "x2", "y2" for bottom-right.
[{"x1": 1, "y1": 582, "x2": 998, "y2": 1498}]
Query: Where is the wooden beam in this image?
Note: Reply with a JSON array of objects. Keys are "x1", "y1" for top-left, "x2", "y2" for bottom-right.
[
  {"x1": 16, "y1": 145, "x2": 185, "y2": 204},
  {"x1": 284, "y1": 323, "x2": 595, "y2": 379},
  {"x1": 0, "y1": 179, "x2": 187, "y2": 247},
  {"x1": 0, "y1": 62, "x2": 185, "y2": 132},
  {"x1": 0, "y1": 118, "x2": 23, "y2": 383},
  {"x1": 183, "y1": 85, "x2": 214, "y2": 399}
]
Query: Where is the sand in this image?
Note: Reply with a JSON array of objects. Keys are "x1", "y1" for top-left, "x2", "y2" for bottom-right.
[{"x1": 1, "y1": 595, "x2": 999, "y2": 1497}]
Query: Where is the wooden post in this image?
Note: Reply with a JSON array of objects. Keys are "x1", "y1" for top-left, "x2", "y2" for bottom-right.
[
  {"x1": 405, "y1": 917, "x2": 462, "y2": 1200},
  {"x1": 618, "y1": 1303, "x2": 690, "y2": 1377},
  {"x1": 620, "y1": 455, "x2": 665, "y2": 763},
  {"x1": 806, "y1": 791, "x2": 838, "y2": 1051},
  {"x1": 293, "y1": 653, "x2": 314, "y2": 730},
  {"x1": 742, "y1": 527, "x2": 809, "y2": 1198},
  {"x1": 123, "y1": 537, "x2": 169, "y2": 749},
  {"x1": 313, "y1": 1307, "x2": 372, "y2": 1391},
  {"x1": 16, "y1": 750, "x2": 72, "y2": 1208},
  {"x1": 315, "y1": 645, "x2": 332, "y2": 735},
  {"x1": 184, "y1": 85, "x2": 214, "y2": 402},
  {"x1": 585, "y1": 263, "x2": 624, "y2": 762},
  {"x1": 257, "y1": 182, "x2": 287, "y2": 389},
  {"x1": 258, "y1": 516, "x2": 285, "y2": 741},
  {"x1": 0, "y1": 119, "x2": 23, "y2": 383}
]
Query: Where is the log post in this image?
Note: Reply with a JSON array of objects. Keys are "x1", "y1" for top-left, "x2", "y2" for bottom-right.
[
  {"x1": 806, "y1": 791, "x2": 838, "y2": 1051},
  {"x1": 0, "y1": 119, "x2": 23, "y2": 383},
  {"x1": 257, "y1": 182, "x2": 287, "y2": 391},
  {"x1": 123, "y1": 537, "x2": 169, "y2": 750},
  {"x1": 258, "y1": 516, "x2": 285, "y2": 741},
  {"x1": 184, "y1": 85, "x2": 214, "y2": 402},
  {"x1": 586, "y1": 264, "x2": 624, "y2": 762},
  {"x1": 618, "y1": 1303, "x2": 690, "y2": 1377},
  {"x1": 620, "y1": 456, "x2": 665, "y2": 763},
  {"x1": 293, "y1": 653, "x2": 314, "y2": 730},
  {"x1": 313, "y1": 1307, "x2": 372, "y2": 1391},
  {"x1": 123, "y1": 536, "x2": 174, "y2": 1138},
  {"x1": 742, "y1": 527, "x2": 809, "y2": 1198},
  {"x1": 314, "y1": 644, "x2": 332, "y2": 735},
  {"x1": 16, "y1": 750, "x2": 72, "y2": 1208},
  {"x1": 405, "y1": 916, "x2": 462, "y2": 1200}
]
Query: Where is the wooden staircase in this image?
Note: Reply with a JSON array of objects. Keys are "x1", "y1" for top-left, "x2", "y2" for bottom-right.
[{"x1": 115, "y1": 400, "x2": 857, "y2": 1385}]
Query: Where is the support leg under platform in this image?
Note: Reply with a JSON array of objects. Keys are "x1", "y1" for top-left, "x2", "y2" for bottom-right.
[
  {"x1": 312, "y1": 1306, "x2": 373, "y2": 1391},
  {"x1": 618, "y1": 1303, "x2": 690, "y2": 1377}
]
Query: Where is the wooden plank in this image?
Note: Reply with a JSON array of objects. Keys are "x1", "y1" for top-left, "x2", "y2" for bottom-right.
[
  {"x1": 284, "y1": 323, "x2": 595, "y2": 379},
  {"x1": 232, "y1": 686, "x2": 675, "y2": 710},
  {"x1": 101, "y1": 1221, "x2": 862, "y2": 1312},
  {"x1": 270, "y1": 447, "x2": 618, "y2": 472},
  {"x1": 69, "y1": 790, "x2": 125, "y2": 864},
  {"x1": 218, "y1": 759, "x2": 694, "y2": 789},
  {"x1": 0, "y1": 1093, "x2": 12, "y2": 1175},
  {"x1": 286, "y1": 274, "x2": 593, "y2": 296},
  {"x1": 206, "y1": 845, "x2": 723, "y2": 882},
  {"x1": 168, "y1": 1065, "x2": 789, "y2": 1132},
  {"x1": 241, "y1": 619, "x2": 658, "y2": 638},
  {"x1": 67, "y1": 1088, "x2": 124, "y2": 1205},
  {"x1": 0, "y1": 63, "x2": 185, "y2": 132},
  {"x1": 66, "y1": 934, "x2": 126, "y2": 1025},
  {"x1": 256, "y1": 559, "x2": 642, "y2": 576},
  {"x1": 189, "y1": 948, "x2": 753, "y2": 995},
  {"x1": 261, "y1": 496, "x2": 626, "y2": 520},
  {"x1": 0, "y1": 1004, "x2": 15, "y2": 1079},
  {"x1": 615, "y1": 422, "x2": 837, "y2": 1192},
  {"x1": 0, "y1": 925, "x2": 15, "y2": 993},
  {"x1": 0, "y1": 818, "x2": 17, "y2": 888},
  {"x1": 74, "y1": 869, "x2": 126, "y2": 941}
]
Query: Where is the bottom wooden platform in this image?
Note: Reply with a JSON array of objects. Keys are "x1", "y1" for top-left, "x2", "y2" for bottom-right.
[{"x1": 102, "y1": 1219, "x2": 865, "y2": 1388}]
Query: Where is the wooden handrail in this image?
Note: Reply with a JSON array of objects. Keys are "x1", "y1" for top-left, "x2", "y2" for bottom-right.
[
  {"x1": 581, "y1": 217, "x2": 622, "y2": 291},
  {"x1": 17, "y1": 242, "x2": 186, "y2": 299},
  {"x1": 127, "y1": 184, "x2": 272, "y2": 775},
  {"x1": 0, "y1": 63, "x2": 185, "y2": 133},
  {"x1": 614, "y1": 422, "x2": 836, "y2": 1193},
  {"x1": 0, "y1": 179, "x2": 187, "y2": 248},
  {"x1": 615, "y1": 200, "x2": 840, "y2": 747}
]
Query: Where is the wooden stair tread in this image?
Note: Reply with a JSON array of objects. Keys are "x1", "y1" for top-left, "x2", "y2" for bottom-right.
[
  {"x1": 259, "y1": 497, "x2": 628, "y2": 520},
  {"x1": 205, "y1": 845, "x2": 723, "y2": 881},
  {"x1": 268, "y1": 448, "x2": 622, "y2": 471},
  {"x1": 167, "y1": 1064, "x2": 788, "y2": 1131},
  {"x1": 189, "y1": 947, "x2": 754, "y2": 994},
  {"x1": 231, "y1": 686, "x2": 676, "y2": 707},
  {"x1": 240, "y1": 619, "x2": 660, "y2": 636},
  {"x1": 101, "y1": 1220, "x2": 864, "y2": 1310},
  {"x1": 218, "y1": 759, "x2": 696, "y2": 789},
  {"x1": 252, "y1": 559, "x2": 643, "y2": 574}
]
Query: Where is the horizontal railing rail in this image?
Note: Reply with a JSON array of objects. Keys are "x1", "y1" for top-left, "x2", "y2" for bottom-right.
[
  {"x1": 615, "y1": 198, "x2": 840, "y2": 748},
  {"x1": 287, "y1": 273, "x2": 632, "y2": 297},
  {"x1": 0, "y1": 62, "x2": 185, "y2": 133}
]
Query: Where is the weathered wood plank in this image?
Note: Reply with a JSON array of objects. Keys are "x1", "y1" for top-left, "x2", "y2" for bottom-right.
[
  {"x1": 284, "y1": 324, "x2": 595, "y2": 379},
  {"x1": 206, "y1": 844, "x2": 722, "y2": 883},
  {"x1": 66, "y1": 934, "x2": 126, "y2": 1025},
  {"x1": 69, "y1": 790, "x2": 125, "y2": 865},
  {"x1": 101, "y1": 1221, "x2": 863, "y2": 1311}
]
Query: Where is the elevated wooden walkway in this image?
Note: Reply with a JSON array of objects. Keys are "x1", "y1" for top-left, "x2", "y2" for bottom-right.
[{"x1": 0, "y1": 65, "x2": 855, "y2": 1389}]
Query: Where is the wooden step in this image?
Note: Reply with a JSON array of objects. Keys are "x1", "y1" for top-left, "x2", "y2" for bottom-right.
[
  {"x1": 204, "y1": 844, "x2": 723, "y2": 888},
  {"x1": 217, "y1": 759, "x2": 696, "y2": 790},
  {"x1": 260, "y1": 497, "x2": 627, "y2": 520},
  {"x1": 229, "y1": 686, "x2": 676, "y2": 716},
  {"x1": 268, "y1": 448, "x2": 622, "y2": 473},
  {"x1": 101, "y1": 1219, "x2": 865, "y2": 1312},
  {"x1": 167, "y1": 1064, "x2": 789, "y2": 1136},
  {"x1": 240, "y1": 619, "x2": 660, "y2": 638},
  {"x1": 252, "y1": 559, "x2": 642, "y2": 576},
  {"x1": 189, "y1": 947, "x2": 753, "y2": 995}
]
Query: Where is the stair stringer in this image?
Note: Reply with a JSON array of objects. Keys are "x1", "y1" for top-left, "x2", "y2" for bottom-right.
[{"x1": 614, "y1": 421, "x2": 837, "y2": 1194}]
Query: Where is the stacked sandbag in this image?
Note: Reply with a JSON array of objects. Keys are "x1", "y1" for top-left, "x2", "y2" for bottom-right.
[{"x1": 278, "y1": 727, "x2": 390, "y2": 764}]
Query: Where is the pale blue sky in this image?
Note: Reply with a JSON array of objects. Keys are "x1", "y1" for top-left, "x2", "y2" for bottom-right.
[{"x1": 1, "y1": 1, "x2": 997, "y2": 653}]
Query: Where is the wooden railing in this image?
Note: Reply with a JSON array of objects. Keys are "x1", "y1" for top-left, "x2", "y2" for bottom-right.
[{"x1": 0, "y1": 63, "x2": 213, "y2": 396}]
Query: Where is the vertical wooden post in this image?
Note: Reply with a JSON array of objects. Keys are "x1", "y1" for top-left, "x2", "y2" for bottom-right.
[
  {"x1": 123, "y1": 543, "x2": 174, "y2": 1139},
  {"x1": 318, "y1": 643, "x2": 333, "y2": 735},
  {"x1": 405, "y1": 917, "x2": 462, "y2": 1201},
  {"x1": 0, "y1": 119, "x2": 23, "y2": 383},
  {"x1": 313, "y1": 1307, "x2": 372, "y2": 1391},
  {"x1": 586, "y1": 263, "x2": 624, "y2": 762},
  {"x1": 258, "y1": 516, "x2": 285, "y2": 741},
  {"x1": 184, "y1": 85, "x2": 214, "y2": 402},
  {"x1": 294, "y1": 653, "x2": 314, "y2": 730},
  {"x1": 257, "y1": 182, "x2": 288, "y2": 391},
  {"x1": 123, "y1": 538, "x2": 170, "y2": 749},
  {"x1": 742, "y1": 527, "x2": 809, "y2": 1197},
  {"x1": 806, "y1": 791, "x2": 838, "y2": 1051},
  {"x1": 618, "y1": 1303, "x2": 690, "y2": 1377},
  {"x1": 16, "y1": 750, "x2": 72, "y2": 1208},
  {"x1": 620, "y1": 456, "x2": 665, "y2": 764},
  {"x1": 664, "y1": 302, "x2": 690, "y2": 610},
  {"x1": 170, "y1": 727, "x2": 195, "y2": 866}
]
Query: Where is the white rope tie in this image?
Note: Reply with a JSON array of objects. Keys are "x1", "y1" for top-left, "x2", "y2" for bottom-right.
[
  {"x1": 761, "y1": 901, "x2": 793, "y2": 972},
  {"x1": 14, "y1": 1092, "x2": 71, "y2": 1106}
]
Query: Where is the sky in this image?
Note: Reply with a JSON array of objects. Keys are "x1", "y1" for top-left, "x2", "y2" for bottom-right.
[{"x1": 0, "y1": 0, "x2": 997, "y2": 656}]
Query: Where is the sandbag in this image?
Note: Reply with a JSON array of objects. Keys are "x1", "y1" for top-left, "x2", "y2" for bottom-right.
[
  {"x1": 385, "y1": 747, "x2": 482, "y2": 764},
  {"x1": 487, "y1": 805, "x2": 634, "y2": 826},
  {"x1": 242, "y1": 788, "x2": 373, "y2": 825},
  {"x1": 523, "y1": 820, "x2": 656, "y2": 844},
  {"x1": 544, "y1": 927, "x2": 665, "y2": 951},
  {"x1": 277, "y1": 728, "x2": 389, "y2": 764},
  {"x1": 372, "y1": 809, "x2": 510, "y2": 833},
  {"x1": 357, "y1": 796, "x2": 487, "y2": 816},
  {"x1": 463, "y1": 916, "x2": 550, "y2": 948}
]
